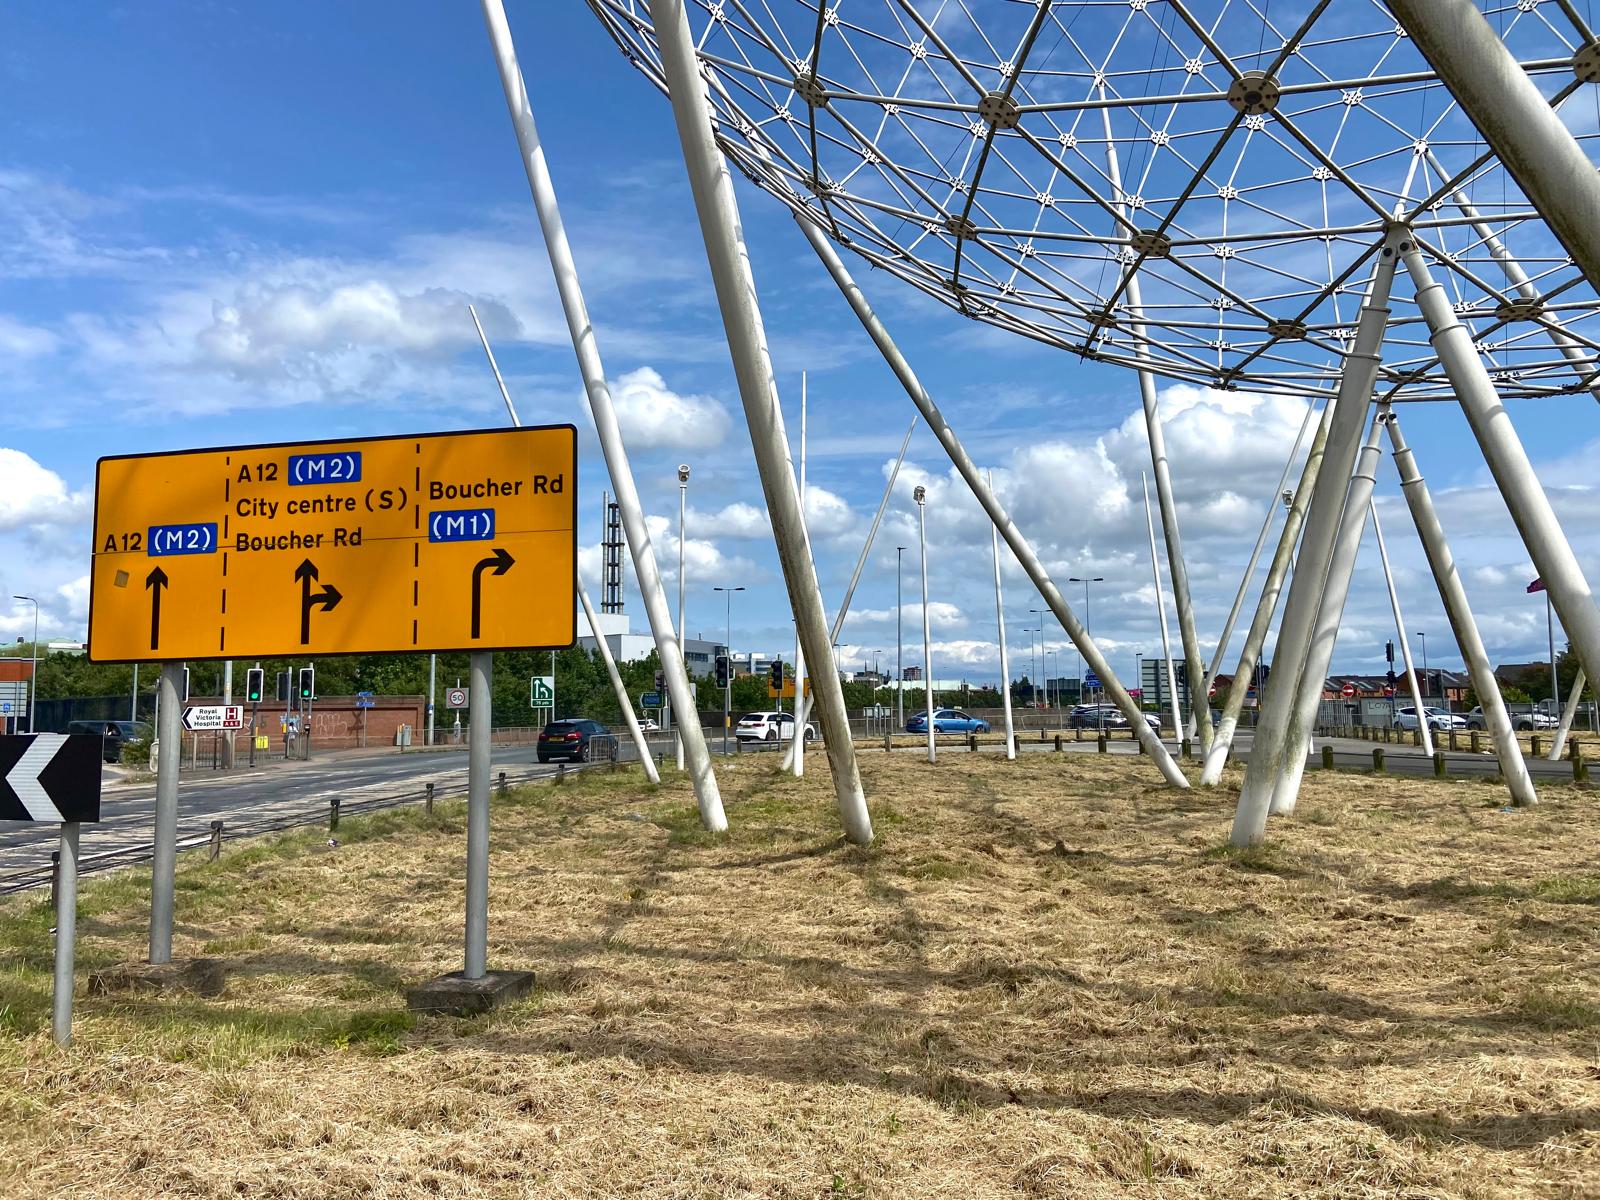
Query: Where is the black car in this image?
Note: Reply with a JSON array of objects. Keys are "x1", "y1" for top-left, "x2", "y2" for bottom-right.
[
  {"x1": 537, "y1": 719, "x2": 611, "y2": 763},
  {"x1": 67, "y1": 720, "x2": 151, "y2": 763}
]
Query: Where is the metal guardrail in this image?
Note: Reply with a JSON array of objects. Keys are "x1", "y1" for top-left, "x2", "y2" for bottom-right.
[{"x1": 0, "y1": 760, "x2": 613, "y2": 898}]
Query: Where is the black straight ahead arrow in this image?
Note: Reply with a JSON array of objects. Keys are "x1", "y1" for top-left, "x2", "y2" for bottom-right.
[
  {"x1": 146, "y1": 566, "x2": 169, "y2": 651},
  {"x1": 295, "y1": 558, "x2": 343, "y2": 645},
  {"x1": 470, "y1": 547, "x2": 515, "y2": 639}
]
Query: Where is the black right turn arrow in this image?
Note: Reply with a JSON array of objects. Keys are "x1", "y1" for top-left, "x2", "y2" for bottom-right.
[
  {"x1": 470, "y1": 547, "x2": 515, "y2": 639},
  {"x1": 145, "y1": 566, "x2": 169, "y2": 651},
  {"x1": 295, "y1": 558, "x2": 343, "y2": 645}
]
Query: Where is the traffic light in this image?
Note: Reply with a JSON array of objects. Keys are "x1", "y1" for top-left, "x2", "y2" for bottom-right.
[
  {"x1": 1385, "y1": 640, "x2": 1395, "y2": 664},
  {"x1": 276, "y1": 670, "x2": 292, "y2": 703},
  {"x1": 245, "y1": 667, "x2": 264, "y2": 705},
  {"x1": 654, "y1": 670, "x2": 666, "y2": 693},
  {"x1": 298, "y1": 666, "x2": 315, "y2": 702},
  {"x1": 770, "y1": 660, "x2": 784, "y2": 690},
  {"x1": 714, "y1": 654, "x2": 730, "y2": 688}
]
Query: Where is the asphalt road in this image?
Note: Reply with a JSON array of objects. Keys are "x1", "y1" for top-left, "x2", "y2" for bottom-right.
[{"x1": 2, "y1": 727, "x2": 1582, "y2": 887}]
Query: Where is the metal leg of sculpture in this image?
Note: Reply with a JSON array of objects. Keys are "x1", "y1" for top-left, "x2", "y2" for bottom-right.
[
  {"x1": 652, "y1": 0, "x2": 872, "y2": 843},
  {"x1": 1370, "y1": 501, "x2": 1433, "y2": 758},
  {"x1": 1200, "y1": 403, "x2": 1332, "y2": 786},
  {"x1": 795, "y1": 215, "x2": 1188, "y2": 787},
  {"x1": 991, "y1": 471, "x2": 1016, "y2": 760},
  {"x1": 1233, "y1": 235, "x2": 1400, "y2": 845},
  {"x1": 1382, "y1": 408, "x2": 1538, "y2": 805},
  {"x1": 1391, "y1": 0, "x2": 1600, "y2": 291},
  {"x1": 580, "y1": 582, "x2": 660, "y2": 784},
  {"x1": 1550, "y1": 670, "x2": 1587, "y2": 761},
  {"x1": 1142, "y1": 472, "x2": 1183, "y2": 741},
  {"x1": 1270, "y1": 417, "x2": 1386, "y2": 815},
  {"x1": 479, "y1": 0, "x2": 725, "y2": 831},
  {"x1": 782, "y1": 417, "x2": 918, "y2": 772},
  {"x1": 1400, "y1": 241, "x2": 1600, "y2": 698}
]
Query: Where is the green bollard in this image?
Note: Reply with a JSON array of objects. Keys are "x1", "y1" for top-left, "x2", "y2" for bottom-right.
[
  {"x1": 1322, "y1": 745, "x2": 1334, "y2": 770},
  {"x1": 1097, "y1": 734, "x2": 1108, "y2": 754},
  {"x1": 1372, "y1": 748, "x2": 1385, "y2": 773},
  {"x1": 1433, "y1": 751, "x2": 1446, "y2": 778}
]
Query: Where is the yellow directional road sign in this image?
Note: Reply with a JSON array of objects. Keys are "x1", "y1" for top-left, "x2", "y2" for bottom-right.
[{"x1": 88, "y1": 427, "x2": 576, "y2": 661}]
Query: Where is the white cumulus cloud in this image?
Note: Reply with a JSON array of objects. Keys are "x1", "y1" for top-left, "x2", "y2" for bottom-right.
[
  {"x1": 611, "y1": 367, "x2": 730, "y2": 449},
  {"x1": 0, "y1": 449, "x2": 89, "y2": 531}
]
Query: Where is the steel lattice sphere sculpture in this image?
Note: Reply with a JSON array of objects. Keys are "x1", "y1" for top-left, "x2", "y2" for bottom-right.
[{"x1": 588, "y1": 0, "x2": 1600, "y2": 401}]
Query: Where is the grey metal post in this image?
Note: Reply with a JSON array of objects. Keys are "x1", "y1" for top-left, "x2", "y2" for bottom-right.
[
  {"x1": 220, "y1": 660, "x2": 234, "y2": 768},
  {"x1": 130, "y1": 662, "x2": 139, "y2": 723},
  {"x1": 915, "y1": 486, "x2": 935, "y2": 763},
  {"x1": 1390, "y1": 0, "x2": 1600, "y2": 292},
  {"x1": 782, "y1": 417, "x2": 917, "y2": 771},
  {"x1": 423, "y1": 653, "x2": 435, "y2": 746},
  {"x1": 464, "y1": 651, "x2": 492, "y2": 979},
  {"x1": 897, "y1": 547, "x2": 904, "y2": 732},
  {"x1": 1550, "y1": 669, "x2": 1587, "y2": 760},
  {"x1": 1204, "y1": 401, "x2": 1331, "y2": 786},
  {"x1": 990, "y1": 471, "x2": 1016, "y2": 760},
  {"x1": 1100, "y1": 102, "x2": 1209, "y2": 750},
  {"x1": 1233, "y1": 235, "x2": 1400, "y2": 845},
  {"x1": 651, "y1": 0, "x2": 870, "y2": 843},
  {"x1": 1548, "y1": 594, "x2": 1560, "y2": 720},
  {"x1": 149, "y1": 662, "x2": 183, "y2": 963},
  {"x1": 1206, "y1": 402, "x2": 1317, "y2": 686},
  {"x1": 1371, "y1": 501, "x2": 1434, "y2": 757},
  {"x1": 676, "y1": 463, "x2": 688, "y2": 773},
  {"x1": 580, "y1": 582, "x2": 660, "y2": 784},
  {"x1": 790, "y1": 378, "x2": 805, "y2": 778},
  {"x1": 1270, "y1": 417, "x2": 1387, "y2": 815},
  {"x1": 1142, "y1": 472, "x2": 1182, "y2": 741},
  {"x1": 53, "y1": 821, "x2": 80, "y2": 1046},
  {"x1": 479, "y1": 0, "x2": 725, "y2": 832},
  {"x1": 1383, "y1": 408, "x2": 1537, "y2": 805},
  {"x1": 1399, "y1": 240, "x2": 1600, "y2": 698},
  {"x1": 794, "y1": 217, "x2": 1187, "y2": 786}
]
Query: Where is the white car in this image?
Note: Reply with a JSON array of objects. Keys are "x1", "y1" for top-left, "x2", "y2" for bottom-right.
[
  {"x1": 636, "y1": 717, "x2": 661, "y2": 732},
  {"x1": 735, "y1": 711, "x2": 817, "y2": 742},
  {"x1": 1394, "y1": 705, "x2": 1466, "y2": 732}
]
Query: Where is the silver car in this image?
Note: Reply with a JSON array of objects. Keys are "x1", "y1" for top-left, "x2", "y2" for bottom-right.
[{"x1": 1394, "y1": 705, "x2": 1466, "y2": 731}]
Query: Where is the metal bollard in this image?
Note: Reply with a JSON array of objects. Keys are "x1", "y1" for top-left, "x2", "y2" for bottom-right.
[
  {"x1": 1433, "y1": 751, "x2": 1446, "y2": 779},
  {"x1": 1097, "y1": 734, "x2": 1108, "y2": 754},
  {"x1": 1322, "y1": 745, "x2": 1334, "y2": 770},
  {"x1": 328, "y1": 797, "x2": 340, "y2": 831},
  {"x1": 1372, "y1": 748, "x2": 1385, "y2": 772},
  {"x1": 49, "y1": 850, "x2": 60, "y2": 914},
  {"x1": 1531, "y1": 735, "x2": 1542, "y2": 758},
  {"x1": 1054, "y1": 734, "x2": 1062, "y2": 752},
  {"x1": 1075, "y1": 726, "x2": 1083, "y2": 742},
  {"x1": 209, "y1": 820, "x2": 224, "y2": 861},
  {"x1": 424, "y1": 781, "x2": 435, "y2": 813},
  {"x1": 556, "y1": 763, "x2": 566, "y2": 785},
  {"x1": 883, "y1": 733, "x2": 891, "y2": 752},
  {"x1": 969, "y1": 734, "x2": 977, "y2": 753},
  {"x1": 1039, "y1": 727, "x2": 1046, "y2": 743},
  {"x1": 497, "y1": 770, "x2": 508, "y2": 795}
]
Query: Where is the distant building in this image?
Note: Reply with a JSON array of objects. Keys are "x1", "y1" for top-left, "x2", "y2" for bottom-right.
[{"x1": 574, "y1": 611, "x2": 725, "y2": 680}]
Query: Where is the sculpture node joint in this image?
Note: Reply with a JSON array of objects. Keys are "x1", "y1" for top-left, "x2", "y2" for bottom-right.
[
  {"x1": 1574, "y1": 41, "x2": 1600, "y2": 84},
  {"x1": 1088, "y1": 308, "x2": 1118, "y2": 331},
  {"x1": 1131, "y1": 229, "x2": 1172, "y2": 258},
  {"x1": 1494, "y1": 296, "x2": 1544, "y2": 322},
  {"x1": 944, "y1": 214, "x2": 978, "y2": 240},
  {"x1": 1266, "y1": 317, "x2": 1308, "y2": 340},
  {"x1": 793, "y1": 73, "x2": 827, "y2": 106},
  {"x1": 1227, "y1": 70, "x2": 1280, "y2": 116},
  {"x1": 977, "y1": 90, "x2": 1021, "y2": 130}
]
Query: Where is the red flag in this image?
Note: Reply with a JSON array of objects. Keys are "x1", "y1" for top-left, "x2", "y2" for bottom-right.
[{"x1": 1527, "y1": 578, "x2": 1546, "y2": 594}]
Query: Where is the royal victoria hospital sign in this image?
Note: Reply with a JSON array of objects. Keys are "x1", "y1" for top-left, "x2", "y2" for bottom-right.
[{"x1": 88, "y1": 427, "x2": 577, "y2": 661}]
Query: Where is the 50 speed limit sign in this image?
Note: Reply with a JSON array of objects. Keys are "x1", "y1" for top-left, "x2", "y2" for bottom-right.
[{"x1": 445, "y1": 687, "x2": 469, "y2": 709}]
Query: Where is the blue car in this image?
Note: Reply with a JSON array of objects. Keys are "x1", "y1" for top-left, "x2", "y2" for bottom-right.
[{"x1": 905, "y1": 708, "x2": 990, "y2": 734}]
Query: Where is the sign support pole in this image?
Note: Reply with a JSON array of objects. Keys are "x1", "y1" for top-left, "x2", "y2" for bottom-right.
[
  {"x1": 464, "y1": 651, "x2": 492, "y2": 980},
  {"x1": 150, "y1": 662, "x2": 183, "y2": 964},
  {"x1": 52, "y1": 821, "x2": 80, "y2": 1046}
]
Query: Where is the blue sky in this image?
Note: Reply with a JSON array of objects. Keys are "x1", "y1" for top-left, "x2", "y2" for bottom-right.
[{"x1": 2, "y1": 2, "x2": 1597, "y2": 690}]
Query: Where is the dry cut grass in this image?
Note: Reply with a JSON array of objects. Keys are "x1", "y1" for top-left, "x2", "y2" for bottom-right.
[{"x1": 1, "y1": 753, "x2": 1598, "y2": 1198}]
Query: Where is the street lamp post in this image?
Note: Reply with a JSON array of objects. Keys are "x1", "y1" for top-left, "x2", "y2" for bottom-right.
[
  {"x1": 1029, "y1": 608, "x2": 1044, "y2": 712},
  {"x1": 896, "y1": 546, "x2": 906, "y2": 731},
  {"x1": 675, "y1": 464, "x2": 689, "y2": 772},
  {"x1": 14, "y1": 596, "x2": 38, "y2": 734},
  {"x1": 714, "y1": 585, "x2": 743, "y2": 755},
  {"x1": 914, "y1": 486, "x2": 934, "y2": 763}
]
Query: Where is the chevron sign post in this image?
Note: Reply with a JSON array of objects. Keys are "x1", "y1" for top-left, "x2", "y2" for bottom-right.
[{"x1": 0, "y1": 733, "x2": 102, "y2": 1047}]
